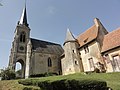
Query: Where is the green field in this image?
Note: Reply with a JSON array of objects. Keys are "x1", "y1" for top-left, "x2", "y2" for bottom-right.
[{"x1": 0, "y1": 72, "x2": 120, "y2": 90}]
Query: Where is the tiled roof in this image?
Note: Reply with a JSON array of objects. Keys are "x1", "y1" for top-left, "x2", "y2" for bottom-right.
[
  {"x1": 101, "y1": 28, "x2": 120, "y2": 53},
  {"x1": 77, "y1": 25, "x2": 98, "y2": 47},
  {"x1": 31, "y1": 38, "x2": 63, "y2": 55}
]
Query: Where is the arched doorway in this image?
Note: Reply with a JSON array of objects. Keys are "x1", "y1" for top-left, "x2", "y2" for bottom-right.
[
  {"x1": 15, "y1": 62, "x2": 22, "y2": 78},
  {"x1": 15, "y1": 59, "x2": 25, "y2": 78}
]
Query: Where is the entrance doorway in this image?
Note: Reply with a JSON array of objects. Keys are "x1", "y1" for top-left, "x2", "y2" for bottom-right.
[{"x1": 15, "y1": 59, "x2": 25, "y2": 78}]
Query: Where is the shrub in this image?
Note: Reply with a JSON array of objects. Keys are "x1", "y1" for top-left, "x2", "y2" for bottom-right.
[
  {"x1": 1, "y1": 68, "x2": 16, "y2": 80},
  {"x1": 37, "y1": 79, "x2": 107, "y2": 90},
  {"x1": 18, "y1": 76, "x2": 108, "y2": 90},
  {"x1": 38, "y1": 81, "x2": 51, "y2": 90},
  {"x1": 30, "y1": 72, "x2": 58, "y2": 78},
  {"x1": 44, "y1": 72, "x2": 58, "y2": 77},
  {"x1": 15, "y1": 69, "x2": 22, "y2": 79},
  {"x1": 30, "y1": 74, "x2": 45, "y2": 78},
  {"x1": 23, "y1": 87, "x2": 33, "y2": 90},
  {"x1": 18, "y1": 79, "x2": 33, "y2": 86},
  {"x1": 94, "y1": 68, "x2": 100, "y2": 73}
]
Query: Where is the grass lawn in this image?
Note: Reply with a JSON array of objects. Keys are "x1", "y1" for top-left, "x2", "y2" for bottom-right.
[
  {"x1": 0, "y1": 72, "x2": 120, "y2": 90},
  {"x1": 0, "y1": 80, "x2": 40, "y2": 90},
  {"x1": 62, "y1": 72, "x2": 120, "y2": 90},
  {"x1": 65, "y1": 72, "x2": 120, "y2": 90}
]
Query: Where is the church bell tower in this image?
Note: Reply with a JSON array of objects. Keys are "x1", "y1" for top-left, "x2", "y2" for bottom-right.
[{"x1": 9, "y1": 4, "x2": 30, "y2": 78}]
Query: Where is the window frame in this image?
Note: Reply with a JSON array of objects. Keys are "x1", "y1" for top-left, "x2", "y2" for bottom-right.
[
  {"x1": 88, "y1": 58, "x2": 94, "y2": 71},
  {"x1": 20, "y1": 32, "x2": 26, "y2": 43},
  {"x1": 48, "y1": 57, "x2": 52, "y2": 67},
  {"x1": 112, "y1": 54, "x2": 120, "y2": 71},
  {"x1": 84, "y1": 45, "x2": 89, "y2": 54}
]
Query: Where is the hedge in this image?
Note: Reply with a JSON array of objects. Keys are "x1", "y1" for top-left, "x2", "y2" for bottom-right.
[
  {"x1": 30, "y1": 72, "x2": 58, "y2": 78},
  {"x1": 19, "y1": 79, "x2": 108, "y2": 90},
  {"x1": 38, "y1": 79, "x2": 107, "y2": 90}
]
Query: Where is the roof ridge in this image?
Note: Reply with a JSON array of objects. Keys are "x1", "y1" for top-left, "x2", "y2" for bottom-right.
[
  {"x1": 77, "y1": 24, "x2": 96, "y2": 38},
  {"x1": 30, "y1": 38, "x2": 61, "y2": 45},
  {"x1": 105, "y1": 27, "x2": 120, "y2": 37},
  {"x1": 101, "y1": 27, "x2": 120, "y2": 52},
  {"x1": 77, "y1": 24, "x2": 98, "y2": 47}
]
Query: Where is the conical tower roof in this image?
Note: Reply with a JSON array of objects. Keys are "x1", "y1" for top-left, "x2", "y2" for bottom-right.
[
  {"x1": 64, "y1": 28, "x2": 76, "y2": 45},
  {"x1": 19, "y1": 4, "x2": 28, "y2": 27}
]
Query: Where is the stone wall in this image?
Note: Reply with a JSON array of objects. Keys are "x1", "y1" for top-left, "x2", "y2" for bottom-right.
[
  {"x1": 80, "y1": 41, "x2": 102, "y2": 71},
  {"x1": 30, "y1": 52, "x2": 61, "y2": 75},
  {"x1": 61, "y1": 41, "x2": 82, "y2": 75},
  {"x1": 103, "y1": 47, "x2": 120, "y2": 72}
]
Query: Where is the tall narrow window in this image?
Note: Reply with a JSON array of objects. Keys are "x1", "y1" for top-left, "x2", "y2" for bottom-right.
[
  {"x1": 88, "y1": 58, "x2": 94, "y2": 71},
  {"x1": 75, "y1": 60, "x2": 78, "y2": 65},
  {"x1": 84, "y1": 46, "x2": 89, "y2": 54},
  {"x1": 20, "y1": 32, "x2": 26, "y2": 43},
  {"x1": 72, "y1": 50, "x2": 75, "y2": 53},
  {"x1": 48, "y1": 57, "x2": 52, "y2": 67},
  {"x1": 112, "y1": 55, "x2": 120, "y2": 72}
]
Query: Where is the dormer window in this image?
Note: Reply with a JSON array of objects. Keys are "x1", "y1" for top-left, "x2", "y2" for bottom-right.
[
  {"x1": 84, "y1": 38, "x2": 88, "y2": 43},
  {"x1": 20, "y1": 32, "x2": 26, "y2": 43}
]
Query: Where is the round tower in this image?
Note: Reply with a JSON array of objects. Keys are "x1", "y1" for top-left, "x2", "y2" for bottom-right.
[{"x1": 61, "y1": 28, "x2": 83, "y2": 75}]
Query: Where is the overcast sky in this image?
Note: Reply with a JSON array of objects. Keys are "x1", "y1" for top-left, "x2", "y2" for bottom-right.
[{"x1": 0, "y1": 0, "x2": 120, "y2": 69}]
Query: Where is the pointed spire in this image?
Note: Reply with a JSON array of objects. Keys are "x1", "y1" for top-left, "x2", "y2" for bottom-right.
[
  {"x1": 19, "y1": 1, "x2": 28, "y2": 27},
  {"x1": 64, "y1": 28, "x2": 76, "y2": 45}
]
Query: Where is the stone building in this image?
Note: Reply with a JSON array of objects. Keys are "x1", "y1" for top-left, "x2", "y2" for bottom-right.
[
  {"x1": 8, "y1": 6, "x2": 63, "y2": 78},
  {"x1": 101, "y1": 28, "x2": 120, "y2": 72},
  {"x1": 61, "y1": 29, "x2": 84, "y2": 75},
  {"x1": 61, "y1": 18, "x2": 120, "y2": 75},
  {"x1": 8, "y1": 5, "x2": 120, "y2": 78}
]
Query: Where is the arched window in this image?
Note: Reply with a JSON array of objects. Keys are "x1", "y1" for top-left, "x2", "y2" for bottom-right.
[
  {"x1": 20, "y1": 32, "x2": 26, "y2": 43},
  {"x1": 48, "y1": 57, "x2": 52, "y2": 67}
]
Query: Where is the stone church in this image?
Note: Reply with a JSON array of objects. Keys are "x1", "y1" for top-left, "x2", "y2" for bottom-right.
[
  {"x1": 9, "y1": 5, "x2": 120, "y2": 78},
  {"x1": 8, "y1": 6, "x2": 63, "y2": 78}
]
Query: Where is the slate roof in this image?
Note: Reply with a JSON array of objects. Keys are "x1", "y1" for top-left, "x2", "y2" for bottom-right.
[
  {"x1": 31, "y1": 38, "x2": 63, "y2": 55},
  {"x1": 64, "y1": 28, "x2": 76, "y2": 45},
  {"x1": 19, "y1": 4, "x2": 28, "y2": 27},
  {"x1": 101, "y1": 28, "x2": 120, "y2": 53},
  {"x1": 77, "y1": 25, "x2": 98, "y2": 47}
]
